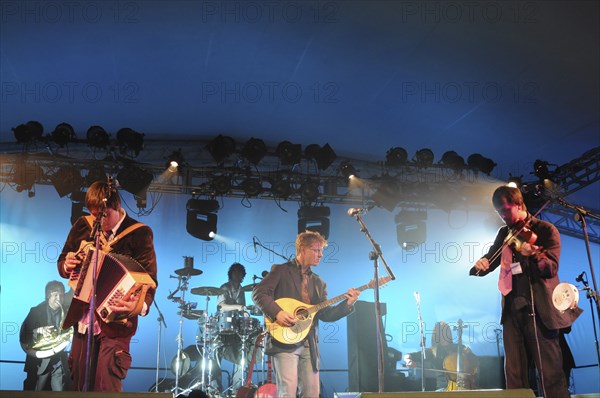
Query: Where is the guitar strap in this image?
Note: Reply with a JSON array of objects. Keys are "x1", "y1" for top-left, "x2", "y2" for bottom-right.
[{"x1": 84, "y1": 215, "x2": 146, "y2": 252}]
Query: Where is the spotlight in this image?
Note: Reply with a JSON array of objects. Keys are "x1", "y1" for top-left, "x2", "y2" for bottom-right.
[
  {"x1": 212, "y1": 175, "x2": 232, "y2": 195},
  {"x1": 13, "y1": 156, "x2": 41, "y2": 193},
  {"x1": 117, "y1": 127, "x2": 144, "y2": 156},
  {"x1": 116, "y1": 165, "x2": 153, "y2": 196},
  {"x1": 241, "y1": 138, "x2": 267, "y2": 165},
  {"x1": 276, "y1": 141, "x2": 302, "y2": 165},
  {"x1": 372, "y1": 178, "x2": 400, "y2": 211},
  {"x1": 186, "y1": 199, "x2": 219, "y2": 241},
  {"x1": 70, "y1": 202, "x2": 88, "y2": 225},
  {"x1": 240, "y1": 178, "x2": 263, "y2": 197},
  {"x1": 50, "y1": 166, "x2": 83, "y2": 197},
  {"x1": 13, "y1": 121, "x2": 43, "y2": 144},
  {"x1": 339, "y1": 161, "x2": 358, "y2": 179},
  {"x1": 395, "y1": 210, "x2": 427, "y2": 250},
  {"x1": 206, "y1": 135, "x2": 236, "y2": 164},
  {"x1": 51, "y1": 123, "x2": 76, "y2": 147},
  {"x1": 305, "y1": 143, "x2": 337, "y2": 171},
  {"x1": 533, "y1": 159, "x2": 551, "y2": 180},
  {"x1": 87, "y1": 126, "x2": 110, "y2": 149},
  {"x1": 85, "y1": 166, "x2": 106, "y2": 187},
  {"x1": 166, "y1": 150, "x2": 186, "y2": 172},
  {"x1": 415, "y1": 148, "x2": 434, "y2": 167},
  {"x1": 298, "y1": 206, "x2": 330, "y2": 239},
  {"x1": 271, "y1": 178, "x2": 292, "y2": 199},
  {"x1": 299, "y1": 179, "x2": 320, "y2": 202},
  {"x1": 440, "y1": 151, "x2": 465, "y2": 170},
  {"x1": 506, "y1": 174, "x2": 523, "y2": 189},
  {"x1": 386, "y1": 147, "x2": 408, "y2": 167},
  {"x1": 467, "y1": 153, "x2": 496, "y2": 175}
]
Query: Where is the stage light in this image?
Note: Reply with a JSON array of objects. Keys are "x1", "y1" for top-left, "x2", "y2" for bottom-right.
[
  {"x1": 117, "y1": 127, "x2": 144, "y2": 157},
  {"x1": 206, "y1": 135, "x2": 236, "y2": 164},
  {"x1": 271, "y1": 178, "x2": 292, "y2": 199},
  {"x1": 87, "y1": 126, "x2": 110, "y2": 149},
  {"x1": 212, "y1": 175, "x2": 232, "y2": 195},
  {"x1": 241, "y1": 138, "x2": 267, "y2": 165},
  {"x1": 395, "y1": 210, "x2": 427, "y2": 250},
  {"x1": 186, "y1": 199, "x2": 219, "y2": 241},
  {"x1": 240, "y1": 178, "x2": 263, "y2": 197},
  {"x1": 166, "y1": 150, "x2": 186, "y2": 172},
  {"x1": 415, "y1": 148, "x2": 434, "y2": 167},
  {"x1": 467, "y1": 153, "x2": 496, "y2": 175},
  {"x1": 305, "y1": 143, "x2": 337, "y2": 170},
  {"x1": 298, "y1": 206, "x2": 330, "y2": 239},
  {"x1": 276, "y1": 141, "x2": 302, "y2": 165},
  {"x1": 533, "y1": 159, "x2": 551, "y2": 180},
  {"x1": 340, "y1": 161, "x2": 358, "y2": 179},
  {"x1": 440, "y1": 151, "x2": 465, "y2": 170},
  {"x1": 70, "y1": 202, "x2": 88, "y2": 225},
  {"x1": 386, "y1": 147, "x2": 408, "y2": 167},
  {"x1": 116, "y1": 165, "x2": 153, "y2": 196},
  {"x1": 13, "y1": 155, "x2": 41, "y2": 194},
  {"x1": 506, "y1": 174, "x2": 523, "y2": 189},
  {"x1": 51, "y1": 123, "x2": 76, "y2": 147},
  {"x1": 13, "y1": 121, "x2": 43, "y2": 144},
  {"x1": 50, "y1": 166, "x2": 84, "y2": 197},
  {"x1": 372, "y1": 178, "x2": 401, "y2": 211},
  {"x1": 299, "y1": 179, "x2": 320, "y2": 202}
]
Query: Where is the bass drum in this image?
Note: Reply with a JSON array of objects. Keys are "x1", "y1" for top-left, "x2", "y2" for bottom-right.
[{"x1": 255, "y1": 383, "x2": 277, "y2": 398}]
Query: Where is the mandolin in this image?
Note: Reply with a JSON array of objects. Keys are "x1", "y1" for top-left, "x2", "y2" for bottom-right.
[{"x1": 265, "y1": 276, "x2": 392, "y2": 345}]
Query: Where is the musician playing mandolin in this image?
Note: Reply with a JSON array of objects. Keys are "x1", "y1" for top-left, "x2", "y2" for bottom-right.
[
  {"x1": 57, "y1": 180, "x2": 158, "y2": 392},
  {"x1": 251, "y1": 231, "x2": 360, "y2": 398},
  {"x1": 469, "y1": 185, "x2": 581, "y2": 398}
]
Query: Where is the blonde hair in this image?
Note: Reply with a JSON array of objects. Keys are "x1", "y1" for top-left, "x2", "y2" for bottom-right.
[{"x1": 295, "y1": 230, "x2": 328, "y2": 253}]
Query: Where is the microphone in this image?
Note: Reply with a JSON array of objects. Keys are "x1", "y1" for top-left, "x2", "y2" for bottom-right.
[
  {"x1": 347, "y1": 207, "x2": 368, "y2": 216},
  {"x1": 575, "y1": 271, "x2": 585, "y2": 283},
  {"x1": 252, "y1": 237, "x2": 258, "y2": 254}
]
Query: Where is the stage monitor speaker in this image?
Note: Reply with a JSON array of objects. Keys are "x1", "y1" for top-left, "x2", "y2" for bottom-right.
[
  {"x1": 347, "y1": 300, "x2": 388, "y2": 393},
  {"x1": 361, "y1": 388, "x2": 535, "y2": 398}
]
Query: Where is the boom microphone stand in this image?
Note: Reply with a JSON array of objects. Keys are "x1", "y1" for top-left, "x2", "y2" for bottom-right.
[
  {"x1": 349, "y1": 208, "x2": 396, "y2": 393},
  {"x1": 554, "y1": 196, "x2": 600, "y2": 366},
  {"x1": 154, "y1": 300, "x2": 167, "y2": 393}
]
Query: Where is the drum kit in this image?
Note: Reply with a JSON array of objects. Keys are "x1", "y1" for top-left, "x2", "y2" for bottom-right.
[{"x1": 166, "y1": 258, "x2": 265, "y2": 397}]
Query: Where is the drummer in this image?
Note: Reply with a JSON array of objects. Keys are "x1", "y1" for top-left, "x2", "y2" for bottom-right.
[{"x1": 214, "y1": 262, "x2": 247, "y2": 393}]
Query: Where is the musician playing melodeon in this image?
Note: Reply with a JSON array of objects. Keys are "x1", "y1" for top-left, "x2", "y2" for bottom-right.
[
  {"x1": 57, "y1": 180, "x2": 158, "y2": 392},
  {"x1": 251, "y1": 231, "x2": 360, "y2": 398}
]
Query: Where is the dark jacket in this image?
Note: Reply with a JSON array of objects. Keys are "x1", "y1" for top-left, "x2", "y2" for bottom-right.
[
  {"x1": 469, "y1": 216, "x2": 582, "y2": 330},
  {"x1": 57, "y1": 214, "x2": 158, "y2": 338},
  {"x1": 252, "y1": 260, "x2": 353, "y2": 371}
]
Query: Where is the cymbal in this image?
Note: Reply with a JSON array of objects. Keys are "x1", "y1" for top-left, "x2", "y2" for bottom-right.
[
  {"x1": 178, "y1": 309, "x2": 205, "y2": 320},
  {"x1": 175, "y1": 267, "x2": 203, "y2": 276},
  {"x1": 190, "y1": 286, "x2": 223, "y2": 296},
  {"x1": 241, "y1": 283, "x2": 257, "y2": 292}
]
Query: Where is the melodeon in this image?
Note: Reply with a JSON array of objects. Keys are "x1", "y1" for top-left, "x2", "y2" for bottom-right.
[{"x1": 63, "y1": 244, "x2": 156, "y2": 329}]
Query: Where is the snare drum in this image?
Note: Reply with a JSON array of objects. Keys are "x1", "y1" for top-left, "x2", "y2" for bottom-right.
[
  {"x1": 218, "y1": 310, "x2": 240, "y2": 335},
  {"x1": 238, "y1": 316, "x2": 260, "y2": 336},
  {"x1": 197, "y1": 314, "x2": 219, "y2": 341}
]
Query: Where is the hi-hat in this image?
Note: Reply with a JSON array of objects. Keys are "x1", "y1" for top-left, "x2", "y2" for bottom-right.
[
  {"x1": 190, "y1": 286, "x2": 223, "y2": 296},
  {"x1": 175, "y1": 255, "x2": 202, "y2": 276},
  {"x1": 174, "y1": 267, "x2": 203, "y2": 276}
]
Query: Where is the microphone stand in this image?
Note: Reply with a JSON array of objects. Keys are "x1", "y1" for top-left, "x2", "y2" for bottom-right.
[
  {"x1": 554, "y1": 196, "x2": 600, "y2": 366},
  {"x1": 253, "y1": 236, "x2": 290, "y2": 262},
  {"x1": 83, "y1": 199, "x2": 107, "y2": 392},
  {"x1": 351, "y1": 211, "x2": 396, "y2": 393},
  {"x1": 414, "y1": 292, "x2": 426, "y2": 392},
  {"x1": 154, "y1": 300, "x2": 167, "y2": 393}
]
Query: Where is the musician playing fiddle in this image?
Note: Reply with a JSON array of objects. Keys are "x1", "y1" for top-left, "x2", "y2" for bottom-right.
[
  {"x1": 252, "y1": 231, "x2": 360, "y2": 398},
  {"x1": 57, "y1": 180, "x2": 158, "y2": 392},
  {"x1": 469, "y1": 185, "x2": 581, "y2": 398}
]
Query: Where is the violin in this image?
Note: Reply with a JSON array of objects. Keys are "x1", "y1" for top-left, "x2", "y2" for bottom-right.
[{"x1": 504, "y1": 219, "x2": 538, "y2": 254}]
